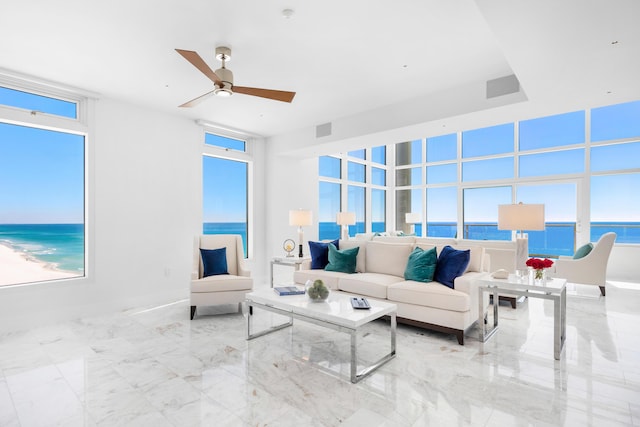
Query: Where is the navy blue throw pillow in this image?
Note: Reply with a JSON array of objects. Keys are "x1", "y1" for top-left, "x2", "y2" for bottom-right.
[
  {"x1": 200, "y1": 247, "x2": 228, "y2": 277},
  {"x1": 308, "y1": 239, "x2": 339, "y2": 269},
  {"x1": 434, "y1": 245, "x2": 470, "y2": 289}
]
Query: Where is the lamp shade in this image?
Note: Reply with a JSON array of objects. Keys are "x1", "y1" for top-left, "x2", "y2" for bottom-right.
[
  {"x1": 405, "y1": 212, "x2": 422, "y2": 224},
  {"x1": 498, "y1": 204, "x2": 545, "y2": 231},
  {"x1": 336, "y1": 211, "x2": 356, "y2": 226},
  {"x1": 289, "y1": 209, "x2": 313, "y2": 227}
]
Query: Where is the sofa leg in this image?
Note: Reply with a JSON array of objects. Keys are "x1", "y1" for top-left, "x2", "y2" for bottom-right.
[
  {"x1": 456, "y1": 331, "x2": 464, "y2": 345},
  {"x1": 190, "y1": 306, "x2": 196, "y2": 320},
  {"x1": 599, "y1": 286, "x2": 606, "y2": 297}
]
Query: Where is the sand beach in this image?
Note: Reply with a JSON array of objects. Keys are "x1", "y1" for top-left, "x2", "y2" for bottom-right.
[{"x1": 0, "y1": 243, "x2": 78, "y2": 286}]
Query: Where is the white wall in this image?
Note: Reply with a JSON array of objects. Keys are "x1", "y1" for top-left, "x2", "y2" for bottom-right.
[{"x1": 0, "y1": 98, "x2": 203, "y2": 332}]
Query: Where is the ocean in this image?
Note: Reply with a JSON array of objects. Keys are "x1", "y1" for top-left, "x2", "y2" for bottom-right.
[
  {"x1": 203, "y1": 222, "x2": 248, "y2": 257},
  {"x1": 319, "y1": 221, "x2": 640, "y2": 256},
  {"x1": 0, "y1": 224, "x2": 84, "y2": 273}
]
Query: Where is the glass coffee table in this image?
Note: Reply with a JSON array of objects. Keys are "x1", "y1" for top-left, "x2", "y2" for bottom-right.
[
  {"x1": 477, "y1": 274, "x2": 567, "y2": 360},
  {"x1": 246, "y1": 288, "x2": 397, "y2": 383}
]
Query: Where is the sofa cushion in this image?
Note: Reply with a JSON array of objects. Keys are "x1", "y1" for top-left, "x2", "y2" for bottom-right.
[
  {"x1": 387, "y1": 280, "x2": 470, "y2": 312},
  {"x1": 434, "y1": 245, "x2": 470, "y2": 289},
  {"x1": 308, "y1": 239, "x2": 339, "y2": 269},
  {"x1": 404, "y1": 247, "x2": 437, "y2": 282},
  {"x1": 191, "y1": 275, "x2": 252, "y2": 293},
  {"x1": 338, "y1": 273, "x2": 403, "y2": 299},
  {"x1": 325, "y1": 244, "x2": 359, "y2": 273},
  {"x1": 200, "y1": 247, "x2": 228, "y2": 277},
  {"x1": 365, "y1": 241, "x2": 414, "y2": 277},
  {"x1": 294, "y1": 269, "x2": 347, "y2": 290},
  {"x1": 339, "y1": 240, "x2": 366, "y2": 273},
  {"x1": 449, "y1": 245, "x2": 484, "y2": 273}
]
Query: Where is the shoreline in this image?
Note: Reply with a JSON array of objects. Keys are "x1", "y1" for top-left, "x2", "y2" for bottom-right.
[{"x1": 0, "y1": 243, "x2": 79, "y2": 286}]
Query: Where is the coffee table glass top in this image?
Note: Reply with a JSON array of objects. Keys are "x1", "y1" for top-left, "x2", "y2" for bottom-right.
[{"x1": 246, "y1": 288, "x2": 396, "y2": 329}]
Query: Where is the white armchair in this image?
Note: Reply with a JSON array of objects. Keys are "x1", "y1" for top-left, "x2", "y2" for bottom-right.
[
  {"x1": 191, "y1": 234, "x2": 253, "y2": 319},
  {"x1": 553, "y1": 232, "x2": 616, "y2": 296}
]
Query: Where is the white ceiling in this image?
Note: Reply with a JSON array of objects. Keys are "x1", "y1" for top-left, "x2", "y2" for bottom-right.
[{"x1": 1, "y1": 0, "x2": 639, "y2": 138}]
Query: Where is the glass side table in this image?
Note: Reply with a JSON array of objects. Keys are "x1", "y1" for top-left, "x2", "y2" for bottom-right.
[{"x1": 270, "y1": 256, "x2": 310, "y2": 287}]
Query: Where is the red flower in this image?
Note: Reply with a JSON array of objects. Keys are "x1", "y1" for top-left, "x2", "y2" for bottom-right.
[{"x1": 526, "y1": 257, "x2": 554, "y2": 269}]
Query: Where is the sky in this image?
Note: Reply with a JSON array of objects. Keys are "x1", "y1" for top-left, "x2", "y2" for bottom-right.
[{"x1": 2, "y1": 86, "x2": 638, "y2": 227}]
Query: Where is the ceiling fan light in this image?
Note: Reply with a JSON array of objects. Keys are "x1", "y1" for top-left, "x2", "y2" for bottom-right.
[{"x1": 214, "y1": 82, "x2": 233, "y2": 97}]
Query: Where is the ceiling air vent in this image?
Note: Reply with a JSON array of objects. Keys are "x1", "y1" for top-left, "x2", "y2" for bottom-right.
[
  {"x1": 486, "y1": 75, "x2": 520, "y2": 99},
  {"x1": 316, "y1": 122, "x2": 332, "y2": 138}
]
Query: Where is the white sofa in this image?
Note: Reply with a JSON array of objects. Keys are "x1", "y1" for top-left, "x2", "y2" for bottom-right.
[{"x1": 293, "y1": 236, "x2": 513, "y2": 345}]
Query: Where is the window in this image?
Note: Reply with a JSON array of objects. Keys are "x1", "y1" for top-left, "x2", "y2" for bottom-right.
[
  {"x1": 395, "y1": 140, "x2": 422, "y2": 165},
  {"x1": 427, "y1": 164, "x2": 457, "y2": 184},
  {"x1": 319, "y1": 182, "x2": 341, "y2": 240},
  {"x1": 426, "y1": 133, "x2": 457, "y2": 162},
  {"x1": 463, "y1": 187, "x2": 511, "y2": 240},
  {"x1": 319, "y1": 156, "x2": 341, "y2": 178},
  {"x1": 591, "y1": 100, "x2": 640, "y2": 142},
  {"x1": 202, "y1": 132, "x2": 250, "y2": 257},
  {"x1": 205, "y1": 133, "x2": 246, "y2": 151},
  {"x1": 348, "y1": 185, "x2": 365, "y2": 235},
  {"x1": 0, "y1": 85, "x2": 87, "y2": 287},
  {"x1": 426, "y1": 187, "x2": 457, "y2": 238},
  {"x1": 347, "y1": 161, "x2": 365, "y2": 182},
  {"x1": 372, "y1": 167, "x2": 386, "y2": 186},
  {"x1": 372, "y1": 189, "x2": 386, "y2": 233},
  {"x1": 463, "y1": 157, "x2": 513, "y2": 181},
  {"x1": 395, "y1": 167, "x2": 421, "y2": 186},
  {"x1": 371, "y1": 146, "x2": 386, "y2": 164},
  {"x1": 462, "y1": 123, "x2": 513, "y2": 158},
  {"x1": 519, "y1": 111, "x2": 585, "y2": 150},
  {"x1": 591, "y1": 142, "x2": 640, "y2": 172},
  {"x1": 396, "y1": 188, "x2": 422, "y2": 234},
  {"x1": 348, "y1": 149, "x2": 366, "y2": 159},
  {"x1": 519, "y1": 149, "x2": 584, "y2": 177},
  {"x1": 0, "y1": 86, "x2": 77, "y2": 119},
  {"x1": 591, "y1": 173, "x2": 640, "y2": 243}
]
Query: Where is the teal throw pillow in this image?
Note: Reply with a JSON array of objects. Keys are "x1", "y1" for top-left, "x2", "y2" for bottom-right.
[
  {"x1": 325, "y1": 243, "x2": 359, "y2": 274},
  {"x1": 573, "y1": 243, "x2": 594, "y2": 259},
  {"x1": 404, "y1": 247, "x2": 437, "y2": 282}
]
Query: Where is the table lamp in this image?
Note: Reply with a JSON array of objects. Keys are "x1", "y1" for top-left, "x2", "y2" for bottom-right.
[
  {"x1": 336, "y1": 211, "x2": 356, "y2": 240},
  {"x1": 289, "y1": 209, "x2": 313, "y2": 257},
  {"x1": 498, "y1": 203, "x2": 545, "y2": 270},
  {"x1": 405, "y1": 212, "x2": 421, "y2": 235}
]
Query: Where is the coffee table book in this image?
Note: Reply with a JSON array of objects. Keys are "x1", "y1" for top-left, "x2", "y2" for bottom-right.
[{"x1": 273, "y1": 286, "x2": 305, "y2": 296}]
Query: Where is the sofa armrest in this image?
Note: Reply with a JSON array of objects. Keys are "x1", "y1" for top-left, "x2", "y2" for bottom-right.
[
  {"x1": 238, "y1": 261, "x2": 251, "y2": 277},
  {"x1": 300, "y1": 259, "x2": 312, "y2": 270},
  {"x1": 191, "y1": 271, "x2": 199, "y2": 280}
]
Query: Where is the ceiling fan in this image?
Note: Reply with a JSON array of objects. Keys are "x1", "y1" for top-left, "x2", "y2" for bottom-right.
[{"x1": 175, "y1": 46, "x2": 296, "y2": 107}]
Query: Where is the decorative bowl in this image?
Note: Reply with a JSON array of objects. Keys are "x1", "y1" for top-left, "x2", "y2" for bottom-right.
[{"x1": 305, "y1": 279, "x2": 330, "y2": 302}]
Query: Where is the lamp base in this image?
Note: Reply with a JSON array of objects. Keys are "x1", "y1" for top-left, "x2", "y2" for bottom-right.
[{"x1": 298, "y1": 244, "x2": 303, "y2": 258}]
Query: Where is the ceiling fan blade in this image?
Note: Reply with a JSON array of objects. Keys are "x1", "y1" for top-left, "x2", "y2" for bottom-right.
[
  {"x1": 179, "y1": 90, "x2": 216, "y2": 108},
  {"x1": 175, "y1": 49, "x2": 222, "y2": 86},
  {"x1": 233, "y1": 86, "x2": 296, "y2": 103}
]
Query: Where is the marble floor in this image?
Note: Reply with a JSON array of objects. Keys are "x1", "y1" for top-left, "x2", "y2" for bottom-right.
[{"x1": 1, "y1": 282, "x2": 639, "y2": 427}]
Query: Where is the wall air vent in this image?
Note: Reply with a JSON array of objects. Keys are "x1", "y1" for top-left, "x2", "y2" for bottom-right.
[
  {"x1": 486, "y1": 74, "x2": 520, "y2": 99},
  {"x1": 316, "y1": 122, "x2": 332, "y2": 138}
]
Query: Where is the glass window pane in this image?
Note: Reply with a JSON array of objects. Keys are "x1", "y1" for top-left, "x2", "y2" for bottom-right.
[
  {"x1": 205, "y1": 133, "x2": 246, "y2": 151},
  {"x1": 347, "y1": 162, "x2": 365, "y2": 182},
  {"x1": 372, "y1": 167, "x2": 386, "y2": 186},
  {"x1": 348, "y1": 186, "x2": 366, "y2": 235},
  {"x1": 462, "y1": 123, "x2": 514, "y2": 158},
  {"x1": 427, "y1": 133, "x2": 457, "y2": 162},
  {"x1": 348, "y1": 149, "x2": 365, "y2": 159},
  {"x1": 591, "y1": 173, "x2": 640, "y2": 243},
  {"x1": 372, "y1": 189, "x2": 386, "y2": 233},
  {"x1": 319, "y1": 182, "x2": 341, "y2": 240},
  {"x1": 0, "y1": 86, "x2": 77, "y2": 119},
  {"x1": 395, "y1": 189, "x2": 422, "y2": 233},
  {"x1": 591, "y1": 142, "x2": 640, "y2": 172},
  {"x1": 519, "y1": 110, "x2": 585, "y2": 150},
  {"x1": 426, "y1": 187, "x2": 457, "y2": 238},
  {"x1": 395, "y1": 140, "x2": 422, "y2": 165},
  {"x1": 591, "y1": 100, "x2": 640, "y2": 142},
  {"x1": 0, "y1": 123, "x2": 85, "y2": 286},
  {"x1": 396, "y1": 167, "x2": 421, "y2": 186},
  {"x1": 203, "y1": 156, "x2": 248, "y2": 257},
  {"x1": 463, "y1": 186, "x2": 511, "y2": 240},
  {"x1": 372, "y1": 146, "x2": 386, "y2": 165},
  {"x1": 427, "y1": 163, "x2": 457, "y2": 184},
  {"x1": 519, "y1": 149, "x2": 584, "y2": 177},
  {"x1": 319, "y1": 156, "x2": 341, "y2": 178},
  {"x1": 517, "y1": 183, "x2": 577, "y2": 256},
  {"x1": 462, "y1": 157, "x2": 513, "y2": 181}
]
